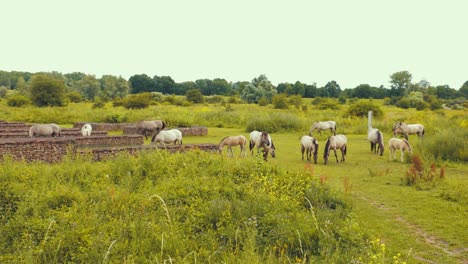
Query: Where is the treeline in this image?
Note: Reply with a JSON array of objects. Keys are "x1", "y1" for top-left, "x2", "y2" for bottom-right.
[{"x1": 1, "y1": 70, "x2": 467, "y2": 108}]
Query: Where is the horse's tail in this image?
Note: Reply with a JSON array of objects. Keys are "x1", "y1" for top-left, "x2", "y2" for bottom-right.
[
  {"x1": 312, "y1": 139, "x2": 319, "y2": 157},
  {"x1": 376, "y1": 130, "x2": 382, "y2": 144},
  {"x1": 323, "y1": 137, "x2": 331, "y2": 158},
  {"x1": 29, "y1": 126, "x2": 34, "y2": 137},
  {"x1": 343, "y1": 144, "x2": 347, "y2": 156},
  {"x1": 249, "y1": 139, "x2": 255, "y2": 151},
  {"x1": 422, "y1": 127, "x2": 425, "y2": 136}
]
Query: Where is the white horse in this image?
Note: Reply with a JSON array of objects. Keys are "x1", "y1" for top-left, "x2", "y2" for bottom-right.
[
  {"x1": 392, "y1": 121, "x2": 424, "y2": 140},
  {"x1": 81, "y1": 123, "x2": 92, "y2": 137},
  {"x1": 367, "y1": 128, "x2": 384, "y2": 156},
  {"x1": 388, "y1": 138, "x2": 412, "y2": 162},
  {"x1": 151, "y1": 129, "x2": 182, "y2": 146},
  {"x1": 300, "y1": 135, "x2": 319, "y2": 164},
  {"x1": 309, "y1": 121, "x2": 336, "y2": 136},
  {"x1": 323, "y1": 134, "x2": 347, "y2": 164},
  {"x1": 29, "y1": 124, "x2": 61, "y2": 137},
  {"x1": 249, "y1": 130, "x2": 276, "y2": 160},
  {"x1": 218, "y1": 135, "x2": 247, "y2": 157}
]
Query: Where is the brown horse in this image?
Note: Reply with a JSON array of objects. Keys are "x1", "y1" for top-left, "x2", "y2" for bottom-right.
[
  {"x1": 218, "y1": 135, "x2": 247, "y2": 157},
  {"x1": 135, "y1": 120, "x2": 166, "y2": 139}
]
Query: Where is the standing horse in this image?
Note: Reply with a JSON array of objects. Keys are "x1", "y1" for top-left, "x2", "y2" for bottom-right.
[
  {"x1": 367, "y1": 128, "x2": 384, "y2": 156},
  {"x1": 29, "y1": 124, "x2": 61, "y2": 137},
  {"x1": 392, "y1": 121, "x2": 424, "y2": 140},
  {"x1": 300, "y1": 135, "x2": 319, "y2": 164},
  {"x1": 218, "y1": 135, "x2": 247, "y2": 157},
  {"x1": 81, "y1": 123, "x2": 92, "y2": 137},
  {"x1": 309, "y1": 121, "x2": 336, "y2": 136},
  {"x1": 323, "y1": 134, "x2": 347, "y2": 164},
  {"x1": 136, "y1": 120, "x2": 166, "y2": 139},
  {"x1": 388, "y1": 138, "x2": 412, "y2": 162},
  {"x1": 249, "y1": 131, "x2": 276, "y2": 161},
  {"x1": 151, "y1": 129, "x2": 182, "y2": 146}
]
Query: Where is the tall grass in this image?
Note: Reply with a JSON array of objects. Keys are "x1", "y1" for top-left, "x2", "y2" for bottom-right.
[{"x1": 0, "y1": 150, "x2": 376, "y2": 263}]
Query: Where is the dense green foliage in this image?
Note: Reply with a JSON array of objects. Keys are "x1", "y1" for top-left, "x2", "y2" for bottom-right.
[
  {"x1": 30, "y1": 74, "x2": 67, "y2": 107},
  {"x1": 0, "y1": 151, "x2": 375, "y2": 263}
]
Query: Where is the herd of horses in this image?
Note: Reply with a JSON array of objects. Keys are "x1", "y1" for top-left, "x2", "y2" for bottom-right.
[
  {"x1": 218, "y1": 120, "x2": 423, "y2": 163},
  {"x1": 26, "y1": 119, "x2": 423, "y2": 163}
]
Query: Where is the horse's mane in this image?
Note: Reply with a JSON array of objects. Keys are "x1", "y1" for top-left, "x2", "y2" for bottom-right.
[
  {"x1": 402, "y1": 139, "x2": 412, "y2": 150},
  {"x1": 161, "y1": 121, "x2": 166, "y2": 130},
  {"x1": 218, "y1": 136, "x2": 230, "y2": 145},
  {"x1": 376, "y1": 130, "x2": 383, "y2": 144}
]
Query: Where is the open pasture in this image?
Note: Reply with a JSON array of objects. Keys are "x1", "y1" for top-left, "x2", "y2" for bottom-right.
[{"x1": 183, "y1": 127, "x2": 467, "y2": 263}]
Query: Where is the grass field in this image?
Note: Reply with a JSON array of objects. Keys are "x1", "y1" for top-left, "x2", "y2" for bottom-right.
[{"x1": 181, "y1": 127, "x2": 467, "y2": 263}]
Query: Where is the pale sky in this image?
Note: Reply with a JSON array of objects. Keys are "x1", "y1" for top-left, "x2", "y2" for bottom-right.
[{"x1": 2, "y1": 0, "x2": 467, "y2": 89}]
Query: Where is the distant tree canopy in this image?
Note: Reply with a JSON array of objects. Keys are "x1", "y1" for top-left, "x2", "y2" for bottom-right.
[{"x1": 0, "y1": 70, "x2": 465, "y2": 110}]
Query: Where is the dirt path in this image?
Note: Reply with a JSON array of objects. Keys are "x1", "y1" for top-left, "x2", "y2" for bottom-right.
[{"x1": 357, "y1": 194, "x2": 467, "y2": 263}]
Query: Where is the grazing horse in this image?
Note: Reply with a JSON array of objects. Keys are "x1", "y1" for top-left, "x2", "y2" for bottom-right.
[
  {"x1": 249, "y1": 130, "x2": 276, "y2": 161},
  {"x1": 300, "y1": 135, "x2": 319, "y2": 164},
  {"x1": 136, "y1": 120, "x2": 166, "y2": 139},
  {"x1": 323, "y1": 134, "x2": 347, "y2": 164},
  {"x1": 218, "y1": 135, "x2": 247, "y2": 157},
  {"x1": 388, "y1": 138, "x2": 412, "y2": 162},
  {"x1": 309, "y1": 121, "x2": 336, "y2": 136},
  {"x1": 392, "y1": 121, "x2": 424, "y2": 140},
  {"x1": 81, "y1": 123, "x2": 92, "y2": 137},
  {"x1": 367, "y1": 128, "x2": 384, "y2": 156},
  {"x1": 29, "y1": 124, "x2": 61, "y2": 137},
  {"x1": 151, "y1": 129, "x2": 182, "y2": 146}
]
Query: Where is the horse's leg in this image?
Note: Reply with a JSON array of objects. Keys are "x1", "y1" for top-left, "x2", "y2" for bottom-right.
[
  {"x1": 301, "y1": 145, "x2": 305, "y2": 160},
  {"x1": 334, "y1": 149, "x2": 339, "y2": 163},
  {"x1": 400, "y1": 147, "x2": 404, "y2": 162},
  {"x1": 307, "y1": 148, "x2": 311, "y2": 161}
]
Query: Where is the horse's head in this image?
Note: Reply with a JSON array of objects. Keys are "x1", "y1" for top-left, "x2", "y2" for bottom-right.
[{"x1": 260, "y1": 132, "x2": 270, "y2": 147}]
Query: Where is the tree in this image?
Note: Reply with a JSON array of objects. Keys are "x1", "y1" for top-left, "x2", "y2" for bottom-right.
[
  {"x1": 30, "y1": 73, "x2": 66, "y2": 107},
  {"x1": 129, "y1": 74, "x2": 154, "y2": 94},
  {"x1": 389, "y1": 71, "x2": 412, "y2": 96},
  {"x1": 76, "y1": 75, "x2": 101, "y2": 101},
  {"x1": 324, "y1": 81, "x2": 341, "y2": 98},
  {"x1": 459, "y1": 81, "x2": 468, "y2": 98},
  {"x1": 100, "y1": 75, "x2": 129, "y2": 100},
  {"x1": 240, "y1": 75, "x2": 277, "y2": 103},
  {"x1": 154, "y1": 75, "x2": 175, "y2": 94}
]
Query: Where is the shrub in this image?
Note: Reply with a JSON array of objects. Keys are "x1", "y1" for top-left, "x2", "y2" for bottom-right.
[
  {"x1": 186, "y1": 89, "x2": 204, "y2": 104},
  {"x1": 288, "y1": 95, "x2": 303, "y2": 109},
  {"x1": 205, "y1": 95, "x2": 224, "y2": 104},
  {"x1": 66, "y1": 91, "x2": 83, "y2": 103},
  {"x1": 401, "y1": 154, "x2": 445, "y2": 187},
  {"x1": 258, "y1": 97, "x2": 269, "y2": 106},
  {"x1": 7, "y1": 94, "x2": 31, "y2": 107},
  {"x1": 345, "y1": 100, "x2": 383, "y2": 118},
  {"x1": 316, "y1": 98, "x2": 340, "y2": 110},
  {"x1": 272, "y1": 94, "x2": 288, "y2": 109},
  {"x1": 0, "y1": 86, "x2": 8, "y2": 98},
  {"x1": 122, "y1": 93, "x2": 151, "y2": 109}
]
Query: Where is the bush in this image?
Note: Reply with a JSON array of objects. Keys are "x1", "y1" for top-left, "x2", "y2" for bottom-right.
[
  {"x1": 345, "y1": 100, "x2": 383, "y2": 118},
  {"x1": 0, "y1": 86, "x2": 8, "y2": 98},
  {"x1": 122, "y1": 93, "x2": 151, "y2": 109},
  {"x1": 7, "y1": 94, "x2": 31, "y2": 107},
  {"x1": 288, "y1": 95, "x2": 303, "y2": 109},
  {"x1": 316, "y1": 98, "x2": 340, "y2": 110},
  {"x1": 66, "y1": 91, "x2": 83, "y2": 103},
  {"x1": 186, "y1": 89, "x2": 204, "y2": 104},
  {"x1": 272, "y1": 94, "x2": 288, "y2": 109},
  {"x1": 258, "y1": 97, "x2": 269, "y2": 106}
]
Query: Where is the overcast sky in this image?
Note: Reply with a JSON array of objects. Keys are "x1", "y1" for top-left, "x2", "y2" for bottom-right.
[{"x1": 2, "y1": 0, "x2": 467, "y2": 88}]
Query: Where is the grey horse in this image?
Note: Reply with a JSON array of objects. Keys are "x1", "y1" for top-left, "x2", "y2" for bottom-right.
[
  {"x1": 29, "y1": 123, "x2": 61, "y2": 137},
  {"x1": 135, "y1": 120, "x2": 166, "y2": 139}
]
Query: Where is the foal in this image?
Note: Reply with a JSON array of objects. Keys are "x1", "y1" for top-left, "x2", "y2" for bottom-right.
[
  {"x1": 218, "y1": 135, "x2": 247, "y2": 157},
  {"x1": 388, "y1": 138, "x2": 412, "y2": 162}
]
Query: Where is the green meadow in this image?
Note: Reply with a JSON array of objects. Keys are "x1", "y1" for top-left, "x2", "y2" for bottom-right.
[{"x1": 0, "y1": 100, "x2": 466, "y2": 263}]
